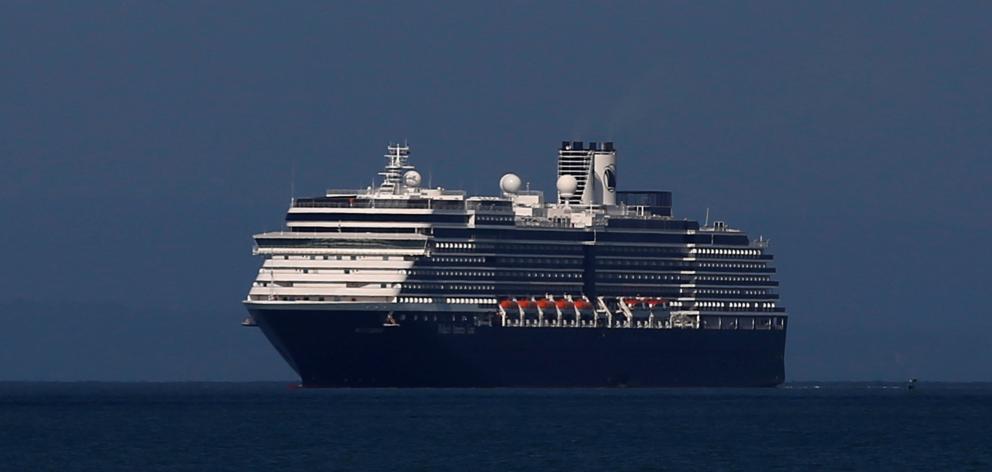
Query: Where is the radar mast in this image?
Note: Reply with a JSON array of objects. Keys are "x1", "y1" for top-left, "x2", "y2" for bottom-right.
[{"x1": 378, "y1": 143, "x2": 414, "y2": 194}]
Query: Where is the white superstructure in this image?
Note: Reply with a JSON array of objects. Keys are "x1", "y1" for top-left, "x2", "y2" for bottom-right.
[{"x1": 246, "y1": 142, "x2": 785, "y2": 332}]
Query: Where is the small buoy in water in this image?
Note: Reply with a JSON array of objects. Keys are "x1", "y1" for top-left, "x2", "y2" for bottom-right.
[{"x1": 907, "y1": 378, "x2": 918, "y2": 390}]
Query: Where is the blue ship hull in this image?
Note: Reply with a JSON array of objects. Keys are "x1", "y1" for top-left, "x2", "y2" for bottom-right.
[{"x1": 249, "y1": 308, "x2": 786, "y2": 388}]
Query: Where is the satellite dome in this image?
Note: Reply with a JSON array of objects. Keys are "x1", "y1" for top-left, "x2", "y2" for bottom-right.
[
  {"x1": 499, "y1": 173, "x2": 522, "y2": 194},
  {"x1": 403, "y1": 170, "x2": 422, "y2": 188},
  {"x1": 556, "y1": 175, "x2": 578, "y2": 198}
]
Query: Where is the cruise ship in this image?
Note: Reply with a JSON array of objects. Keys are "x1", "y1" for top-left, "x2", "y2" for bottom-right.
[{"x1": 243, "y1": 142, "x2": 787, "y2": 387}]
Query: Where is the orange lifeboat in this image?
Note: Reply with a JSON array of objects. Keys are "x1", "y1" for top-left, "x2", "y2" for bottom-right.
[
  {"x1": 574, "y1": 299, "x2": 591, "y2": 310},
  {"x1": 499, "y1": 299, "x2": 515, "y2": 310},
  {"x1": 516, "y1": 299, "x2": 531, "y2": 309},
  {"x1": 536, "y1": 298, "x2": 552, "y2": 310},
  {"x1": 555, "y1": 299, "x2": 572, "y2": 309},
  {"x1": 645, "y1": 298, "x2": 659, "y2": 308},
  {"x1": 624, "y1": 298, "x2": 640, "y2": 307}
]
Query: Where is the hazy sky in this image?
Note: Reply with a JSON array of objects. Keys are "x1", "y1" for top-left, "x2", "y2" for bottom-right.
[{"x1": 2, "y1": 2, "x2": 990, "y2": 381}]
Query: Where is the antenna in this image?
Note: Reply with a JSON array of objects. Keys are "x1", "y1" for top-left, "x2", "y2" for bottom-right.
[{"x1": 704, "y1": 208, "x2": 710, "y2": 227}]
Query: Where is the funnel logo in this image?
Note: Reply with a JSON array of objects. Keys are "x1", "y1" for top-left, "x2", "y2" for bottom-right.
[{"x1": 604, "y1": 166, "x2": 616, "y2": 192}]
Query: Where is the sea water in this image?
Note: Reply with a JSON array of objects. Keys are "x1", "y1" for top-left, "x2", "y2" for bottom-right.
[{"x1": 1, "y1": 382, "x2": 989, "y2": 471}]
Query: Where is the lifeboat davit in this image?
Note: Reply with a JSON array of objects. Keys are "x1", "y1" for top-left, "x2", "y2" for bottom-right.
[
  {"x1": 536, "y1": 298, "x2": 552, "y2": 310},
  {"x1": 647, "y1": 298, "x2": 667, "y2": 308}
]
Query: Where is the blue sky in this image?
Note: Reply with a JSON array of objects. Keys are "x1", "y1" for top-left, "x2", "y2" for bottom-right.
[{"x1": 1, "y1": 2, "x2": 989, "y2": 381}]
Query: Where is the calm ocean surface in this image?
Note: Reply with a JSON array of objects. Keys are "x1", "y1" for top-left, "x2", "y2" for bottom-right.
[{"x1": 1, "y1": 382, "x2": 989, "y2": 471}]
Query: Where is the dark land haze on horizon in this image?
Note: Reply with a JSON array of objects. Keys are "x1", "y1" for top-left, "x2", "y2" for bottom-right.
[{"x1": 1, "y1": 2, "x2": 989, "y2": 382}]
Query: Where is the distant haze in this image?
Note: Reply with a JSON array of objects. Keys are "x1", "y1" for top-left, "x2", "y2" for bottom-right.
[{"x1": 1, "y1": 2, "x2": 989, "y2": 381}]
